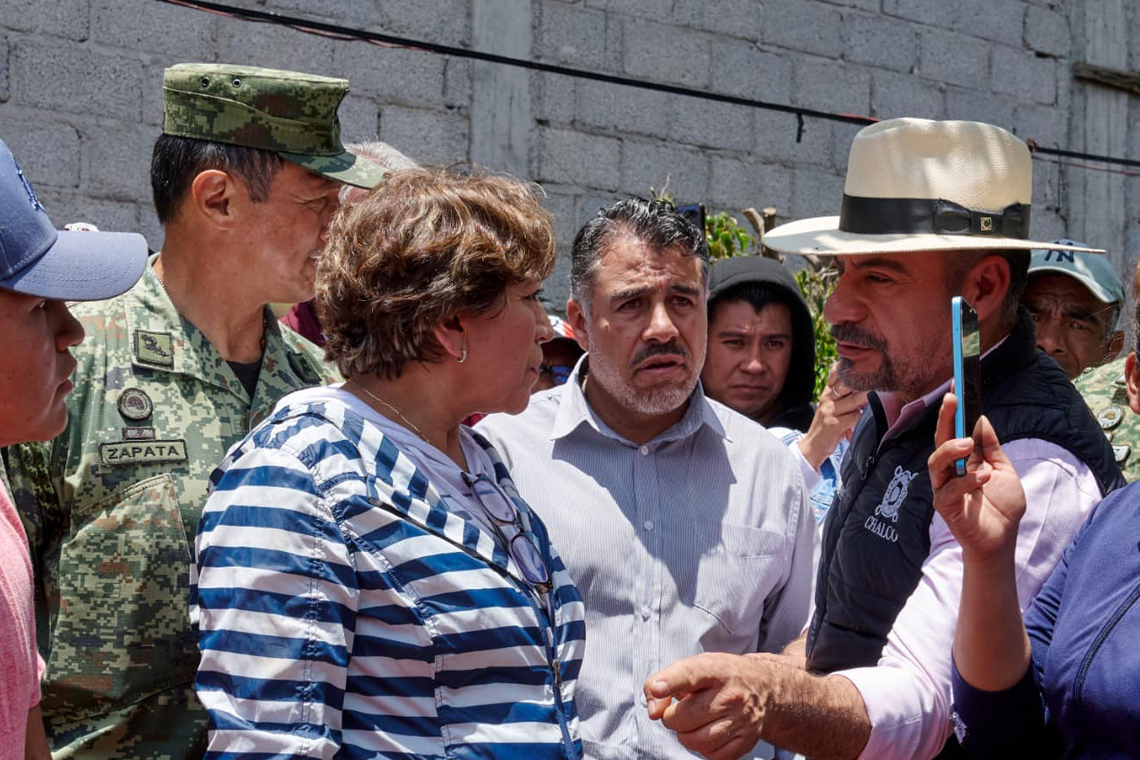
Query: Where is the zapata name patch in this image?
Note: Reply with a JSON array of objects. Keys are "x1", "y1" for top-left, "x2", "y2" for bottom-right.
[{"x1": 100, "y1": 440, "x2": 188, "y2": 467}]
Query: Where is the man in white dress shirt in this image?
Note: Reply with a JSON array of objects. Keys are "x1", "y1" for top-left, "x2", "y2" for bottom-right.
[
  {"x1": 478, "y1": 198, "x2": 817, "y2": 760},
  {"x1": 642, "y1": 119, "x2": 1124, "y2": 760}
]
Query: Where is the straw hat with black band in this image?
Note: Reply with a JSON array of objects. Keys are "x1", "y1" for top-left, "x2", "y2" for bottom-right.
[{"x1": 764, "y1": 118, "x2": 1102, "y2": 257}]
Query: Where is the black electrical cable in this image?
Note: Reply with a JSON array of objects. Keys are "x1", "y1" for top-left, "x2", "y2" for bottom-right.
[{"x1": 156, "y1": 0, "x2": 1140, "y2": 170}]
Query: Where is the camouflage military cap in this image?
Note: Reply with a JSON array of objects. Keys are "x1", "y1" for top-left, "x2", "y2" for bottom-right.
[{"x1": 162, "y1": 63, "x2": 383, "y2": 189}]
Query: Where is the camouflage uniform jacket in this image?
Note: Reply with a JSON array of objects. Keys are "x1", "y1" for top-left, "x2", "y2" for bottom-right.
[
  {"x1": 1075, "y1": 355, "x2": 1139, "y2": 482},
  {"x1": 0, "y1": 260, "x2": 338, "y2": 760}
]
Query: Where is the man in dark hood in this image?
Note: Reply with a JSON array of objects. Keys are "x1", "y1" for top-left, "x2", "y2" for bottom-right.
[{"x1": 701, "y1": 256, "x2": 817, "y2": 431}]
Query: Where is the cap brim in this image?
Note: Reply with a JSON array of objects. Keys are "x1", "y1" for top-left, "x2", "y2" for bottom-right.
[
  {"x1": 765, "y1": 216, "x2": 1106, "y2": 256},
  {"x1": 0, "y1": 230, "x2": 148, "y2": 301},
  {"x1": 280, "y1": 150, "x2": 386, "y2": 189},
  {"x1": 1027, "y1": 264, "x2": 1121, "y2": 303}
]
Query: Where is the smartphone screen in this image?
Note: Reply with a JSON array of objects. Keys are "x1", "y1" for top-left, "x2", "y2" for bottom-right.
[{"x1": 952, "y1": 297, "x2": 982, "y2": 476}]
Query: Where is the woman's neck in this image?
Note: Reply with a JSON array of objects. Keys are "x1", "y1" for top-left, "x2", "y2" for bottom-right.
[{"x1": 348, "y1": 366, "x2": 468, "y2": 469}]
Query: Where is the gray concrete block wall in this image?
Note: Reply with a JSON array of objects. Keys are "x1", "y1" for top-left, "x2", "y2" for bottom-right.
[{"x1": 0, "y1": 0, "x2": 1136, "y2": 312}]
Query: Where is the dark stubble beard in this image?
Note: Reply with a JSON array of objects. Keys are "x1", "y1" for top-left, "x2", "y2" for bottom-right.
[
  {"x1": 586, "y1": 336, "x2": 704, "y2": 416},
  {"x1": 830, "y1": 322, "x2": 940, "y2": 396}
]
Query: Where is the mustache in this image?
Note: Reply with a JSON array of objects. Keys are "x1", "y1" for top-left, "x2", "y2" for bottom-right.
[
  {"x1": 830, "y1": 323, "x2": 887, "y2": 351},
  {"x1": 630, "y1": 340, "x2": 688, "y2": 368}
]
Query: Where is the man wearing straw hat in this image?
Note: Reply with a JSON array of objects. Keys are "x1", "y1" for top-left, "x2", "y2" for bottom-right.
[
  {"x1": 643, "y1": 118, "x2": 1124, "y2": 760},
  {"x1": 1, "y1": 64, "x2": 381, "y2": 760}
]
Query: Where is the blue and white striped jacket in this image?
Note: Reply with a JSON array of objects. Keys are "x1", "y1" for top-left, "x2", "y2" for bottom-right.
[{"x1": 191, "y1": 396, "x2": 586, "y2": 760}]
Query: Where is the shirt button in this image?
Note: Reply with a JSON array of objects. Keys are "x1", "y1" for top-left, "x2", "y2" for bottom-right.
[
  {"x1": 643, "y1": 520, "x2": 654, "y2": 531},
  {"x1": 639, "y1": 445, "x2": 649, "y2": 456},
  {"x1": 641, "y1": 604, "x2": 651, "y2": 619}
]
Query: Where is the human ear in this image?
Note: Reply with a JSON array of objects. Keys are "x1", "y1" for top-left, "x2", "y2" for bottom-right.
[
  {"x1": 431, "y1": 315, "x2": 467, "y2": 362},
  {"x1": 189, "y1": 170, "x2": 236, "y2": 227},
  {"x1": 1106, "y1": 330, "x2": 1125, "y2": 363},
  {"x1": 960, "y1": 255, "x2": 1011, "y2": 324},
  {"x1": 1127, "y1": 351, "x2": 1140, "y2": 414},
  {"x1": 566, "y1": 298, "x2": 590, "y2": 353}
]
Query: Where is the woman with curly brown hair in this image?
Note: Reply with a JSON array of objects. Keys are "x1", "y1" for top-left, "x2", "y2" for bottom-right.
[{"x1": 192, "y1": 168, "x2": 587, "y2": 760}]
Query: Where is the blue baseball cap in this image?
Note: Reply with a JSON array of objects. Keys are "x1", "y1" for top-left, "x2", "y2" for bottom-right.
[
  {"x1": 1029, "y1": 240, "x2": 1125, "y2": 305},
  {"x1": 0, "y1": 139, "x2": 147, "y2": 301}
]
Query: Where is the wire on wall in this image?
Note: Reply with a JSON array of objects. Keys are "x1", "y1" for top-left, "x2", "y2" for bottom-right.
[{"x1": 156, "y1": 0, "x2": 1140, "y2": 174}]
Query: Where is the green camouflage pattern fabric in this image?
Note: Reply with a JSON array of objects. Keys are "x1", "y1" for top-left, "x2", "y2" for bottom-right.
[
  {"x1": 1075, "y1": 355, "x2": 1140, "y2": 482},
  {"x1": 162, "y1": 63, "x2": 383, "y2": 189},
  {"x1": 1, "y1": 257, "x2": 339, "y2": 760}
]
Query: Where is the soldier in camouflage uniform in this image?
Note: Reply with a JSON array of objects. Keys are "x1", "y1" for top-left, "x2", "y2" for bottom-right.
[
  {"x1": 0, "y1": 64, "x2": 383, "y2": 760},
  {"x1": 1074, "y1": 355, "x2": 1140, "y2": 480}
]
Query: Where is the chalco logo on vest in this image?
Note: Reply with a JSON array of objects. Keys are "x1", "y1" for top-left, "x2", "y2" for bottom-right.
[{"x1": 865, "y1": 466, "x2": 916, "y2": 543}]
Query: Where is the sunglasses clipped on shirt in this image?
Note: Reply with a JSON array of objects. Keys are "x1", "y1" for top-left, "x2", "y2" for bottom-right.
[
  {"x1": 539, "y1": 363, "x2": 574, "y2": 386},
  {"x1": 461, "y1": 471, "x2": 553, "y2": 594}
]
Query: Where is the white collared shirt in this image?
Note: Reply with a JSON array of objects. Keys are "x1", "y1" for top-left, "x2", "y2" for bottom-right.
[{"x1": 478, "y1": 358, "x2": 818, "y2": 760}]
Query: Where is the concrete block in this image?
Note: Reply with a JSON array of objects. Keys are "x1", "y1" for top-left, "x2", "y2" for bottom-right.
[
  {"x1": 753, "y1": 109, "x2": 835, "y2": 169},
  {"x1": 761, "y1": 0, "x2": 842, "y2": 58},
  {"x1": 332, "y1": 42, "x2": 446, "y2": 105},
  {"x1": 870, "y1": 71, "x2": 944, "y2": 120},
  {"x1": 952, "y1": 0, "x2": 1025, "y2": 46},
  {"x1": 708, "y1": 40, "x2": 792, "y2": 106},
  {"x1": 882, "y1": 0, "x2": 956, "y2": 30},
  {"x1": 1, "y1": 0, "x2": 89, "y2": 41},
  {"x1": 377, "y1": 0, "x2": 471, "y2": 46},
  {"x1": 918, "y1": 29, "x2": 990, "y2": 89},
  {"x1": 709, "y1": 155, "x2": 792, "y2": 213},
  {"x1": 815, "y1": 0, "x2": 879, "y2": 10},
  {"x1": 944, "y1": 87, "x2": 1014, "y2": 128},
  {"x1": 90, "y1": 0, "x2": 213, "y2": 58},
  {"x1": 338, "y1": 94, "x2": 380, "y2": 144},
  {"x1": 1030, "y1": 206, "x2": 1066, "y2": 243},
  {"x1": 11, "y1": 42, "x2": 142, "y2": 120},
  {"x1": 81, "y1": 122, "x2": 159, "y2": 200},
  {"x1": 262, "y1": 0, "x2": 379, "y2": 27},
  {"x1": 828, "y1": 120, "x2": 866, "y2": 174},
  {"x1": 992, "y1": 46, "x2": 1056, "y2": 105},
  {"x1": 0, "y1": 34, "x2": 8, "y2": 102},
  {"x1": 537, "y1": 3, "x2": 612, "y2": 69},
  {"x1": 35, "y1": 189, "x2": 139, "y2": 234},
  {"x1": 1024, "y1": 5, "x2": 1069, "y2": 57},
  {"x1": 138, "y1": 202, "x2": 163, "y2": 251},
  {"x1": 379, "y1": 106, "x2": 470, "y2": 166},
  {"x1": 623, "y1": 19, "x2": 711, "y2": 89},
  {"x1": 534, "y1": 72, "x2": 577, "y2": 125},
  {"x1": 790, "y1": 167, "x2": 844, "y2": 219},
  {"x1": 583, "y1": 0, "x2": 674, "y2": 17},
  {"x1": 540, "y1": 189, "x2": 579, "y2": 257},
  {"x1": 216, "y1": 19, "x2": 335, "y2": 76},
  {"x1": 621, "y1": 140, "x2": 709, "y2": 202},
  {"x1": 0, "y1": 118, "x2": 80, "y2": 189},
  {"x1": 575, "y1": 78, "x2": 671, "y2": 140},
  {"x1": 843, "y1": 13, "x2": 918, "y2": 73},
  {"x1": 536, "y1": 126, "x2": 621, "y2": 189},
  {"x1": 1029, "y1": 155, "x2": 1062, "y2": 211},
  {"x1": 792, "y1": 56, "x2": 871, "y2": 115},
  {"x1": 670, "y1": 97, "x2": 753, "y2": 151},
  {"x1": 142, "y1": 63, "x2": 167, "y2": 127},
  {"x1": 673, "y1": 0, "x2": 763, "y2": 42},
  {"x1": 1012, "y1": 102, "x2": 1068, "y2": 148},
  {"x1": 444, "y1": 58, "x2": 472, "y2": 108}
]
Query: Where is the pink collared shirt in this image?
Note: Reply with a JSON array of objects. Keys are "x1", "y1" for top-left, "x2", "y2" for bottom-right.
[
  {"x1": 0, "y1": 480, "x2": 44, "y2": 755},
  {"x1": 837, "y1": 376, "x2": 1102, "y2": 760}
]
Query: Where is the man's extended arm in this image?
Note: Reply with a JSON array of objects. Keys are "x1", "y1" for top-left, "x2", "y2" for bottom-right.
[{"x1": 646, "y1": 651, "x2": 870, "y2": 760}]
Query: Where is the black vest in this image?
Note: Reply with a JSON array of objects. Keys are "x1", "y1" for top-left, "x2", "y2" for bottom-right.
[{"x1": 806, "y1": 313, "x2": 1124, "y2": 757}]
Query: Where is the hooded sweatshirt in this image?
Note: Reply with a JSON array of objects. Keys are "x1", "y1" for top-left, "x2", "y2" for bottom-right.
[{"x1": 707, "y1": 256, "x2": 817, "y2": 432}]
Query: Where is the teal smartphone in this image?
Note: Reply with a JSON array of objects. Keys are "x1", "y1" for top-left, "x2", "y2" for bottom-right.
[{"x1": 951, "y1": 297, "x2": 982, "y2": 477}]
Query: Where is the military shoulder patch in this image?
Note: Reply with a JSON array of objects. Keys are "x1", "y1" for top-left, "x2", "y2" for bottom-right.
[
  {"x1": 121, "y1": 426, "x2": 157, "y2": 441},
  {"x1": 135, "y1": 330, "x2": 175, "y2": 367},
  {"x1": 118, "y1": 388, "x2": 154, "y2": 421},
  {"x1": 100, "y1": 440, "x2": 188, "y2": 467}
]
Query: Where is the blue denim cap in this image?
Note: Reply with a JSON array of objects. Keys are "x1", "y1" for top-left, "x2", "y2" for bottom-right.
[
  {"x1": 0, "y1": 139, "x2": 147, "y2": 300},
  {"x1": 1029, "y1": 240, "x2": 1125, "y2": 305}
]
